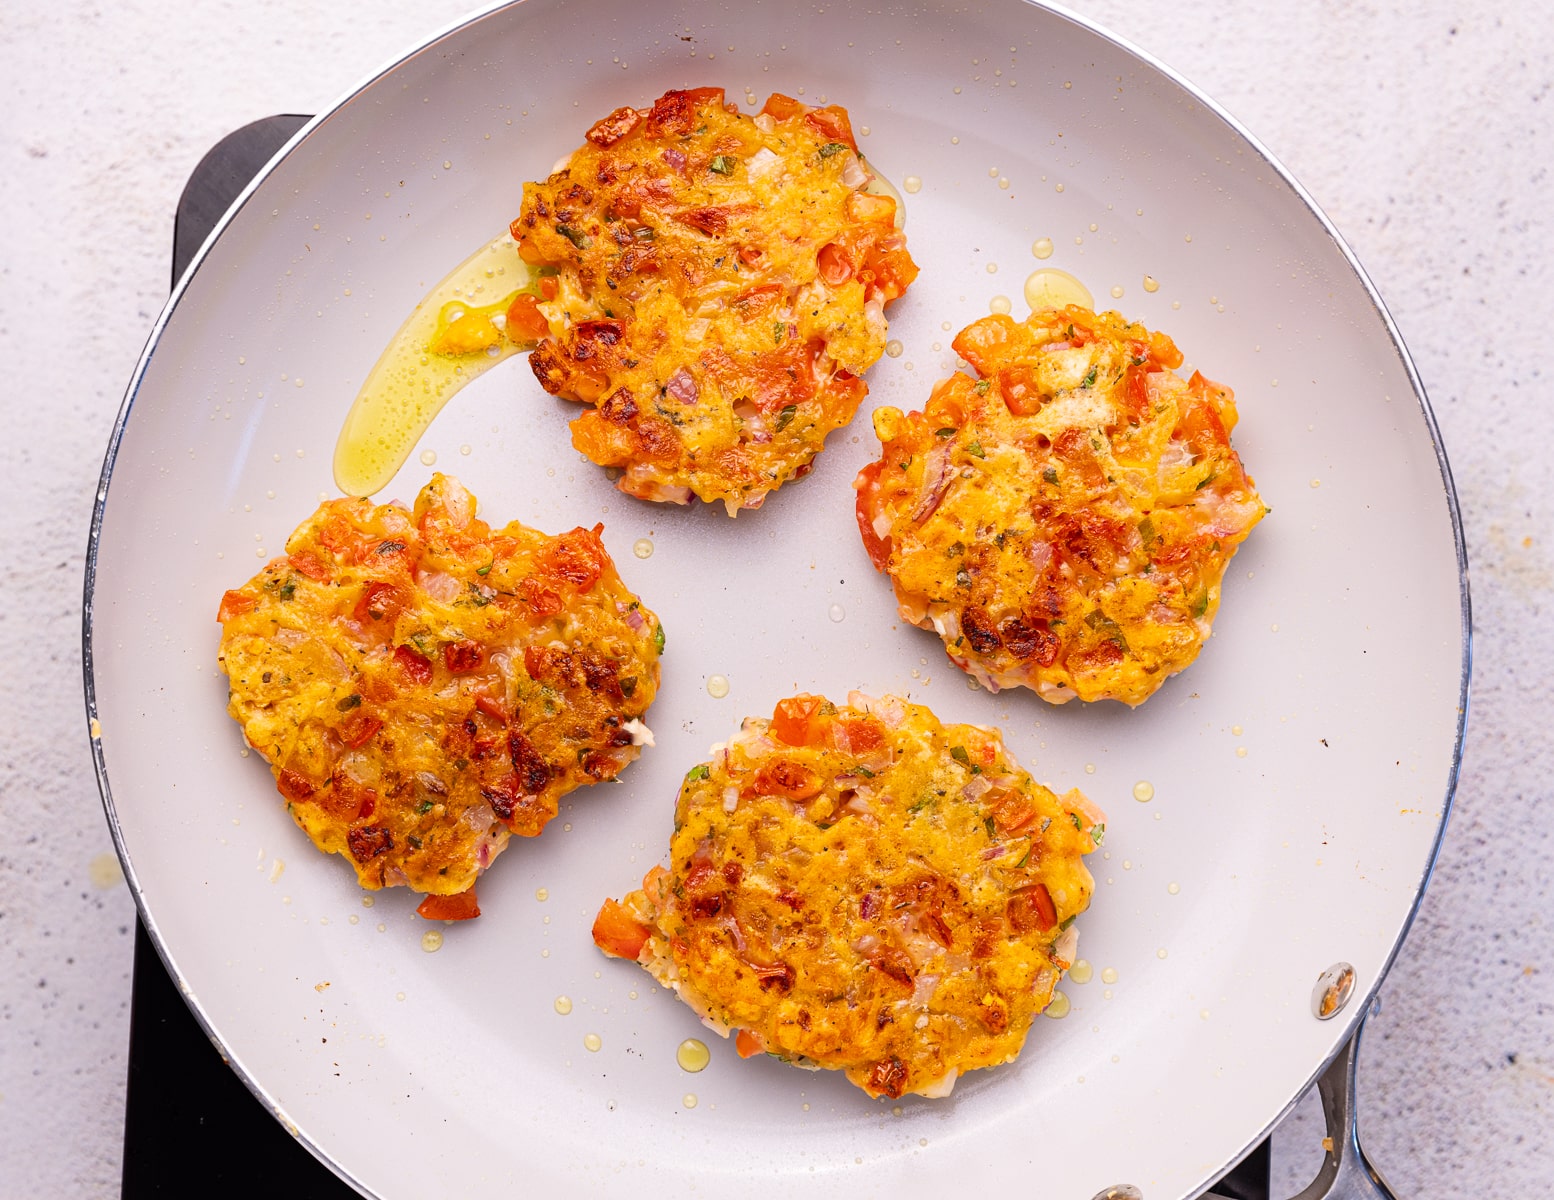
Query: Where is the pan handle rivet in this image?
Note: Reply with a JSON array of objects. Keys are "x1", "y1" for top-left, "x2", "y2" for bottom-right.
[
  {"x1": 1311, "y1": 961, "x2": 1356, "y2": 1020},
  {"x1": 1090, "y1": 1187, "x2": 1143, "y2": 1200}
]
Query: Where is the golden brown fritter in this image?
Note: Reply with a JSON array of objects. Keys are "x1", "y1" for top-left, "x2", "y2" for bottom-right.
[
  {"x1": 513, "y1": 87, "x2": 918, "y2": 515},
  {"x1": 855, "y1": 306, "x2": 1266, "y2": 706},
  {"x1": 592, "y1": 692, "x2": 1100, "y2": 1099},
  {"x1": 216, "y1": 474, "x2": 662, "y2": 919}
]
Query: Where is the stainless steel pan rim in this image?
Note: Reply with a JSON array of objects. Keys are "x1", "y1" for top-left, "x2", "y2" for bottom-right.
[{"x1": 83, "y1": 2, "x2": 1471, "y2": 1197}]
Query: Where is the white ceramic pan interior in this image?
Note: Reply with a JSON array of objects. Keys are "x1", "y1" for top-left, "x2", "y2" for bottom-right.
[{"x1": 86, "y1": 1, "x2": 1467, "y2": 1197}]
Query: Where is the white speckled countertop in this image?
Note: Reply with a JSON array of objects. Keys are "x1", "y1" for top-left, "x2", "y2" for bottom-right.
[{"x1": 3, "y1": 1, "x2": 1549, "y2": 1195}]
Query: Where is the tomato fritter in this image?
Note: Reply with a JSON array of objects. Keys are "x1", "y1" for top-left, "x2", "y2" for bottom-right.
[
  {"x1": 593, "y1": 692, "x2": 1100, "y2": 1099},
  {"x1": 216, "y1": 474, "x2": 662, "y2": 918},
  {"x1": 514, "y1": 86, "x2": 918, "y2": 515},
  {"x1": 855, "y1": 306, "x2": 1266, "y2": 706}
]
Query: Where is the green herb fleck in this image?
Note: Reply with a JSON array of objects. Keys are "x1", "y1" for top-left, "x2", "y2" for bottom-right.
[
  {"x1": 1192, "y1": 589, "x2": 1210, "y2": 618},
  {"x1": 418, "y1": 800, "x2": 435, "y2": 814},
  {"x1": 556, "y1": 223, "x2": 591, "y2": 249},
  {"x1": 1042, "y1": 467, "x2": 1060, "y2": 485},
  {"x1": 950, "y1": 745, "x2": 971, "y2": 766},
  {"x1": 1138, "y1": 516, "x2": 1156, "y2": 545},
  {"x1": 686, "y1": 764, "x2": 711, "y2": 782},
  {"x1": 278, "y1": 578, "x2": 296, "y2": 601},
  {"x1": 1195, "y1": 471, "x2": 1217, "y2": 491},
  {"x1": 855, "y1": 766, "x2": 875, "y2": 779},
  {"x1": 773, "y1": 321, "x2": 785, "y2": 344},
  {"x1": 1070, "y1": 812, "x2": 1082, "y2": 831},
  {"x1": 407, "y1": 835, "x2": 422, "y2": 850},
  {"x1": 984, "y1": 817, "x2": 998, "y2": 838},
  {"x1": 1090, "y1": 822, "x2": 1106, "y2": 844},
  {"x1": 336, "y1": 694, "x2": 362, "y2": 712},
  {"x1": 966, "y1": 441, "x2": 985, "y2": 459},
  {"x1": 935, "y1": 427, "x2": 957, "y2": 439},
  {"x1": 620, "y1": 676, "x2": 637, "y2": 697},
  {"x1": 819, "y1": 142, "x2": 847, "y2": 158},
  {"x1": 475, "y1": 562, "x2": 493, "y2": 576},
  {"x1": 973, "y1": 379, "x2": 991, "y2": 395},
  {"x1": 775, "y1": 404, "x2": 798, "y2": 431},
  {"x1": 377, "y1": 541, "x2": 405, "y2": 555},
  {"x1": 653, "y1": 624, "x2": 666, "y2": 655},
  {"x1": 1059, "y1": 914, "x2": 1077, "y2": 930},
  {"x1": 710, "y1": 155, "x2": 736, "y2": 175},
  {"x1": 1081, "y1": 366, "x2": 1098, "y2": 388}
]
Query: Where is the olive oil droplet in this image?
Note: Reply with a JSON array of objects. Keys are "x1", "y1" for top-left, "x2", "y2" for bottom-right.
[{"x1": 676, "y1": 1038, "x2": 711, "y2": 1072}]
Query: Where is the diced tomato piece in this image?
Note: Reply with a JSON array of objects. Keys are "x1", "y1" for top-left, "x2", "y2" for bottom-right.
[
  {"x1": 990, "y1": 791, "x2": 1040, "y2": 833},
  {"x1": 951, "y1": 314, "x2": 1018, "y2": 375},
  {"x1": 416, "y1": 889, "x2": 481, "y2": 921},
  {"x1": 641, "y1": 864, "x2": 670, "y2": 904},
  {"x1": 569, "y1": 408, "x2": 637, "y2": 468},
  {"x1": 759, "y1": 93, "x2": 806, "y2": 122},
  {"x1": 1006, "y1": 883, "x2": 1058, "y2": 933},
  {"x1": 394, "y1": 644, "x2": 434, "y2": 686},
  {"x1": 771, "y1": 694, "x2": 831, "y2": 747},
  {"x1": 353, "y1": 581, "x2": 404, "y2": 626},
  {"x1": 540, "y1": 525, "x2": 606, "y2": 591},
  {"x1": 506, "y1": 292, "x2": 550, "y2": 343},
  {"x1": 852, "y1": 461, "x2": 893, "y2": 572},
  {"x1": 585, "y1": 105, "x2": 642, "y2": 147},
  {"x1": 816, "y1": 242, "x2": 853, "y2": 286},
  {"x1": 474, "y1": 693, "x2": 509, "y2": 724},
  {"x1": 735, "y1": 1029, "x2": 766, "y2": 1058},
  {"x1": 276, "y1": 768, "x2": 315, "y2": 803},
  {"x1": 804, "y1": 105, "x2": 857, "y2": 152},
  {"x1": 749, "y1": 759, "x2": 823, "y2": 802},
  {"x1": 341, "y1": 713, "x2": 383, "y2": 749},
  {"x1": 443, "y1": 639, "x2": 485, "y2": 675},
  {"x1": 287, "y1": 552, "x2": 332, "y2": 582},
  {"x1": 592, "y1": 898, "x2": 652, "y2": 960},
  {"x1": 732, "y1": 282, "x2": 783, "y2": 315},
  {"x1": 999, "y1": 364, "x2": 1046, "y2": 416},
  {"x1": 862, "y1": 240, "x2": 919, "y2": 303},
  {"x1": 846, "y1": 191, "x2": 896, "y2": 226},
  {"x1": 831, "y1": 713, "x2": 886, "y2": 756},
  {"x1": 646, "y1": 88, "x2": 727, "y2": 135},
  {"x1": 217, "y1": 590, "x2": 255, "y2": 623}
]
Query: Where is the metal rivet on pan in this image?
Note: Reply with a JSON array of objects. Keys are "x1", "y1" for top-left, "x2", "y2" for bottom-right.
[
  {"x1": 1311, "y1": 961, "x2": 1356, "y2": 1020},
  {"x1": 1091, "y1": 1187, "x2": 1143, "y2": 1200}
]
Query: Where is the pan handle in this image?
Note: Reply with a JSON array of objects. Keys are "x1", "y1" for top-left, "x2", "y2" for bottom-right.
[{"x1": 1282, "y1": 1007, "x2": 1399, "y2": 1200}]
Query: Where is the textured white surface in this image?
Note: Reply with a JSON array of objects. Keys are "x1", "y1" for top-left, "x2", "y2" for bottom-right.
[{"x1": 1, "y1": 1, "x2": 1547, "y2": 1196}]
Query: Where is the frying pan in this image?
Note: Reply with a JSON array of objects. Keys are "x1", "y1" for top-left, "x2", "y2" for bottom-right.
[{"x1": 84, "y1": 2, "x2": 1468, "y2": 1197}]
